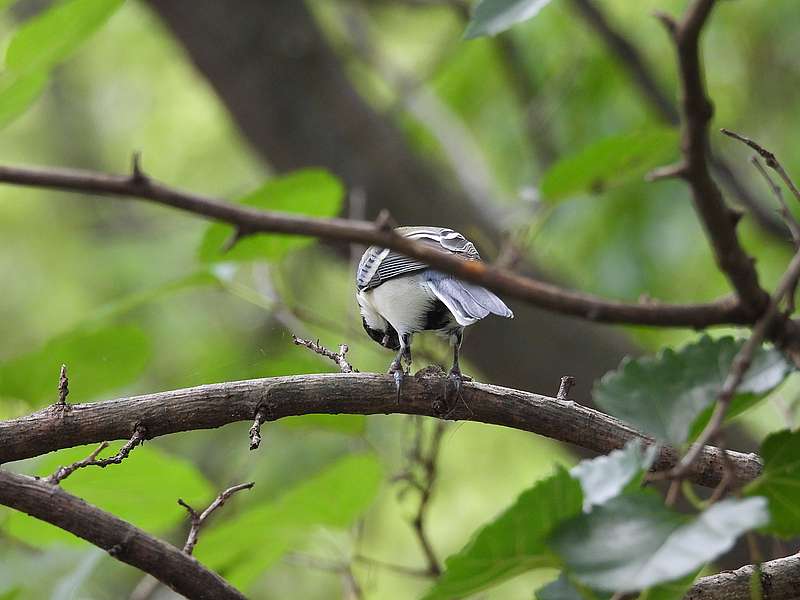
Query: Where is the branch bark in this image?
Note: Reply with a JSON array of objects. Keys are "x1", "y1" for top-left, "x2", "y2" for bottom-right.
[
  {"x1": 0, "y1": 469, "x2": 246, "y2": 600},
  {"x1": 0, "y1": 162, "x2": 751, "y2": 329},
  {"x1": 0, "y1": 372, "x2": 762, "y2": 489},
  {"x1": 685, "y1": 553, "x2": 800, "y2": 600}
]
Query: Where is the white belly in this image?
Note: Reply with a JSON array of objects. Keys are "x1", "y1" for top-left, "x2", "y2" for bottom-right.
[{"x1": 359, "y1": 274, "x2": 437, "y2": 337}]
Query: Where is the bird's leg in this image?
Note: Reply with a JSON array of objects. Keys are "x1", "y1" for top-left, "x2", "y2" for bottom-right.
[
  {"x1": 388, "y1": 333, "x2": 412, "y2": 402},
  {"x1": 445, "y1": 330, "x2": 471, "y2": 416}
]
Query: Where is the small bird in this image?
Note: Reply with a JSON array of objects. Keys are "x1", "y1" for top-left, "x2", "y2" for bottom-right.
[{"x1": 356, "y1": 226, "x2": 513, "y2": 397}]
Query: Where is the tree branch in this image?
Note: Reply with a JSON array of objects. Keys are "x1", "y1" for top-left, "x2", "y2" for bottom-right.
[
  {"x1": 0, "y1": 469, "x2": 246, "y2": 600},
  {"x1": 653, "y1": 0, "x2": 770, "y2": 319},
  {"x1": 685, "y1": 553, "x2": 800, "y2": 600},
  {"x1": 0, "y1": 372, "x2": 762, "y2": 489},
  {"x1": 0, "y1": 162, "x2": 752, "y2": 329}
]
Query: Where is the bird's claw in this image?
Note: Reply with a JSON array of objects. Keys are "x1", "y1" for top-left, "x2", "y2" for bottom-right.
[{"x1": 389, "y1": 362, "x2": 405, "y2": 403}]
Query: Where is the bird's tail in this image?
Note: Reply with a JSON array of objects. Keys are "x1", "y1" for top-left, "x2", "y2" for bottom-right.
[{"x1": 426, "y1": 274, "x2": 514, "y2": 327}]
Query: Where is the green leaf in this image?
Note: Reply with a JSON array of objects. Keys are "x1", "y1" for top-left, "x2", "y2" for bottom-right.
[
  {"x1": 5, "y1": 0, "x2": 124, "y2": 75},
  {"x1": 540, "y1": 129, "x2": 679, "y2": 203},
  {"x1": 195, "y1": 454, "x2": 382, "y2": 588},
  {"x1": 549, "y1": 492, "x2": 768, "y2": 593},
  {"x1": 0, "y1": 324, "x2": 151, "y2": 406},
  {"x1": 593, "y1": 336, "x2": 792, "y2": 446},
  {"x1": 280, "y1": 414, "x2": 366, "y2": 436},
  {"x1": 5, "y1": 443, "x2": 214, "y2": 546},
  {"x1": 423, "y1": 467, "x2": 583, "y2": 600},
  {"x1": 571, "y1": 440, "x2": 656, "y2": 510},
  {"x1": 464, "y1": 0, "x2": 553, "y2": 39},
  {"x1": 0, "y1": 70, "x2": 47, "y2": 130},
  {"x1": 198, "y1": 169, "x2": 344, "y2": 263},
  {"x1": 746, "y1": 429, "x2": 800, "y2": 537}
]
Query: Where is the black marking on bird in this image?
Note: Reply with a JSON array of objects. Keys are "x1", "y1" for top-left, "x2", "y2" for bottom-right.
[{"x1": 355, "y1": 226, "x2": 513, "y2": 401}]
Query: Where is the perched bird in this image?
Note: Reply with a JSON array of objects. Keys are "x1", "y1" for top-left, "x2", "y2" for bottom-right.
[{"x1": 356, "y1": 226, "x2": 513, "y2": 397}]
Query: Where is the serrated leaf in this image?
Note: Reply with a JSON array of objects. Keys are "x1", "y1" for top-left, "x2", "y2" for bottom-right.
[
  {"x1": 5, "y1": 443, "x2": 214, "y2": 546},
  {"x1": 195, "y1": 454, "x2": 382, "y2": 588},
  {"x1": 5, "y1": 0, "x2": 124, "y2": 75},
  {"x1": 549, "y1": 492, "x2": 768, "y2": 592},
  {"x1": 540, "y1": 128, "x2": 679, "y2": 202},
  {"x1": 593, "y1": 336, "x2": 792, "y2": 446},
  {"x1": 422, "y1": 467, "x2": 582, "y2": 600},
  {"x1": 0, "y1": 70, "x2": 47, "y2": 130},
  {"x1": 0, "y1": 324, "x2": 151, "y2": 406},
  {"x1": 198, "y1": 169, "x2": 344, "y2": 263},
  {"x1": 464, "y1": 0, "x2": 553, "y2": 39},
  {"x1": 571, "y1": 440, "x2": 656, "y2": 510},
  {"x1": 745, "y1": 429, "x2": 800, "y2": 537}
]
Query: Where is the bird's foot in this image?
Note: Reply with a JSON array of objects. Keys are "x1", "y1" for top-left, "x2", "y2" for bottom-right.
[
  {"x1": 388, "y1": 361, "x2": 406, "y2": 403},
  {"x1": 444, "y1": 368, "x2": 473, "y2": 418}
]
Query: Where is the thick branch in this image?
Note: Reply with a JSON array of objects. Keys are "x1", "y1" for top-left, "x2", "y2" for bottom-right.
[
  {"x1": 0, "y1": 162, "x2": 750, "y2": 328},
  {"x1": 0, "y1": 469, "x2": 245, "y2": 600},
  {"x1": 685, "y1": 553, "x2": 800, "y2": 600},
  {"x1": 0, "y1": 372, "x2": 762, "y2": 489}
]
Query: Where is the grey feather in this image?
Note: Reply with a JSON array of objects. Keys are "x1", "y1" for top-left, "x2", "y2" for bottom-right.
[{"x1": 425, "y1": 271, "x2": 513, "y2": 327}]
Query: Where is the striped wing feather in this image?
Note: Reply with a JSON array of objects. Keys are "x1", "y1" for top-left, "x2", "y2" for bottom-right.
[{"x1": 356, "y1": 227, "x2": 480, "y2": 291}]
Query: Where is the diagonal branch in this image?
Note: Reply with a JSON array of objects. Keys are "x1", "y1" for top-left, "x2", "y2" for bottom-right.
[
  {"x1": 0, "y1": 469, "x2": 246, "y2": 600},
  {"x1": 0, "y1": 162, "x2": 751, "y2": 329},
  {"x1": 0, "y1": 372, "x2": 763, "y2": 489}
]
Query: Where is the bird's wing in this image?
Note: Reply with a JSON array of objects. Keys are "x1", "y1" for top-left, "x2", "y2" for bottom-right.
[
  {"x1": 356, "y1": 227, "x2": 481, "y2": 291},
  {"x1": 425, "y1": 273, "x2": 514, "y2": 326}
]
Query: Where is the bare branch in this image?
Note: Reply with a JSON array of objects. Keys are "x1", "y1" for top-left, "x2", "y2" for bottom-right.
[
  {"x1": 0, "y1": 372, "x2": 764, "y2": 489},
  {"x1": 0, "y1": 162, "x2": 753, "y2": 329},
  {"x1": 652, "y1": 0, "x2": 769, "y2": 319},
  {"x1": 293, "y1": 335, "x2": 357, "y2": 373},
  {"x1": 722, "y1": 128, "x2": 800, "y2": 208},
  {"x1": 46, "y1": 426, "x2": 146, "y2": 485},
  {"x1": 0, "y1": 469, "x2": 246, "y2": 600},
  {"x1": 685, "y1": 553, "x2": 800, "y2": 600},
  {"x1": 179, "y1": 482, "x2": 254, "y2": 555},
  {"x1": 749, "y1": 156, "x2": 800, "y2": 248}
]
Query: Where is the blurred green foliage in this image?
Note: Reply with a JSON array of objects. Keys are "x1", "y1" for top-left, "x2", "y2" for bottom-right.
[{"x1": 1, "y1": 0, "x2": 800, "y2": 598}]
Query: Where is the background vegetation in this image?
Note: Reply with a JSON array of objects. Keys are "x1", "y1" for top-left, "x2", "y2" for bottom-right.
[{"x1": 1, "y1": 0, "x2": 800, "y2": 598}]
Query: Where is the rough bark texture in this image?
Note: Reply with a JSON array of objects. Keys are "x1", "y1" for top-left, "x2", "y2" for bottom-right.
[
  {"x1": 144, "y1": 0, "x2": 635, "y2": 397},
  {"x1": 0, "y1": 372, "x2": 762, "y2": 489},
  {"x1": 686, "y1": 554, "x2": 800, "y2": 600},
  {"x1": 0, "y1": 470, "x2": 246, "y2": 600}
]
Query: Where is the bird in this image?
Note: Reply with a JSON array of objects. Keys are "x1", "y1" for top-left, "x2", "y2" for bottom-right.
[{"x1": 356, "y1": 226, "x2": 513, "y2": 399}]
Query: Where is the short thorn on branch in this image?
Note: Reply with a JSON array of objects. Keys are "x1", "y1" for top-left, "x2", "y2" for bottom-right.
[
  {"x1": 56, "y1": 363, "x2": 69, "y2": 408},
  {"x1": 130, "y1": 151, "x2": 147, "y2": 184},
  {"x1": 220, "y1": 226, "x2": 252, "y2": 254},
  {"x1": 556, "y1": 375, "x2": 576, "y2": 401},
  {"x1": 293, "y1": 334, "x2": 358, "y2": 373},
  {"x1": 178, "y1": 482, "x2": 255, "y2": 555},
  {"x1": 249, "y1": 405, "x2": 269, "y2": 451},
  {"x1": 46, "y1": 425, "x2": 147, "y2": 485}
]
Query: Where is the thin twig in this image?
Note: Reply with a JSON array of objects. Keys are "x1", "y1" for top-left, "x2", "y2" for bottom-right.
[
  {"x1": 671, "y1": 248, "x2": 800, "y2": 478},
  {"x1": 46, "y1": 426, "x2": 146, "y2": 485},
  {"x1": 722, "y1": 128, "x2": 800, "y2": 205},
  {"x1": 750, "y1": 157, "x2": 800, "y2": 248},
  {"x1": 293, "y1": 335, "x2": 357, "y2": 373},
  {"x1": 249, "y1": 406, "x2": 267, "y2": 451},
  {"x1": 396, "y1": 418, "x2": 445, "y2": 577},
  {"x1": 178, "y1": 482, "x2": 254, "y2": 555},
  {"x1": 353, "y1": 554, "x2": 434, "y2": 579}
]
